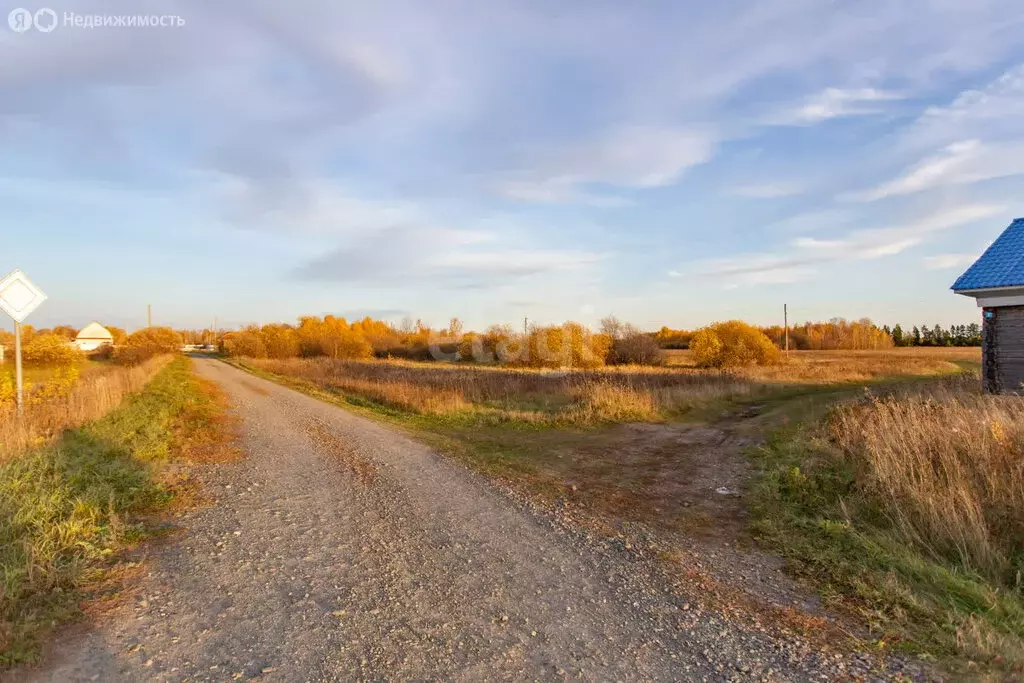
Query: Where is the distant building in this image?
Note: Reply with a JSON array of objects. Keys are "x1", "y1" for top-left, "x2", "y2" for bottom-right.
[
  {"x1": 952, "y1": 217, "x2": 1024, "y2": 394},
  {"x1": 74, "y1": 322, "x2": 114, "y2": 352}
]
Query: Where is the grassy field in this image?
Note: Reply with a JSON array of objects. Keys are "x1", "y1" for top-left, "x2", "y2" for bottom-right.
[
  {"x1": 751, "y1": 374, "x2": 1024, "y2": 675},
  {"x1": 0, "y1": 357, "x2": 174, "y2": 460},
  {"x1": 245, "y1": 356, "x2": 764, "y2": 424},
  {"x1": 665, "y1": 346, "x2": 980, "y2": 379},
  {"x1": 236, "y1": 346, "x2": 1023, "y2": 674},
  {"x1": 245, "y1": 347, "x2": 977, "y2": 425},
  {"x1": 0, "y1": 357, "x2": 235, "y2": 666}
]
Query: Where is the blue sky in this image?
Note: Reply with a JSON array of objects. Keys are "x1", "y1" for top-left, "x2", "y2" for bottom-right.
[{"x1": 2, "y1": 0, "x2": 1024, "y2": 333}]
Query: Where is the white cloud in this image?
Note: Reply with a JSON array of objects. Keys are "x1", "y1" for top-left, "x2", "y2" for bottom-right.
[
  {"x1": 496, "y1": 126, "x2": 716, "y2": 204},
  {"x1": 296, "y1": 226, "x2": 604, "y2": 286},
  {"x1": 729, "y1": 181, "x2": 804, "y2": 198},
  {"x1": 678, "y1": 203, "x2": 1003, "y2": 288},
  {"x1": 824, "y1": 203, "x2": 1005, "y2": 257},
  {"x1": 436, "y1": 249, "x2": 601, "y2": 274},
  {"x1": 923, "y1": 253, "x2": 976, "y2": 270},
  {"x1": 792, "y1": 237, "x2": 850, "y2": 250},
  {"x1": 846, "y1": 65, "x2": 1024, "y2": 202},
  {"x1": 846, "y1": 139, "x2": 1024, "y2": 201},
  {"x1": 767, "y1": 210, "x2": 855, "y2": 235},
  {"x1": 205, "y1": 173, "x2": 430, "y2": 236},
  {"x1": 906, "y1": 65, "x2": 1024, "y2": 148},
  {"x1": 780, "y1": 87, "x2": 903, "y2": 125},
  {"x1": 494, "y1": 180, "x2": 632, "y2": 207}
]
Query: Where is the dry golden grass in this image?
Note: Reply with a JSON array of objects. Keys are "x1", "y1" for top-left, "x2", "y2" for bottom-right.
[
  {"x1": 247, "y1": 357, "x2": 761, "y2": 423},
  {"x1": 754, "y1": 371, "x2": 1024, "y2": 671},
  {"x1": 666, "y1": 347, "x2": 979, "y2": 383},
  {"x1": 0, "y1": 356, "x2": 172, "y2": 461},
  {"x1": 565, "y1": 382, "x2": 660, "y2": 423},
  {"x1": 248, "y1": 349, "x2": 975, "y2": 424},
  {"x1": 830, "y1": 375, "x2": 1024, "y2": 584}
]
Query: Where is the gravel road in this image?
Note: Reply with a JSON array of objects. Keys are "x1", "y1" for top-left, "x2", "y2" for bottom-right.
[{"x1": 15, "y1": 358, "x2": 916, "y2": 681}]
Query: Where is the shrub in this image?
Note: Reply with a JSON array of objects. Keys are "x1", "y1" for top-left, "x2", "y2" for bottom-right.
[
  {"x1": 222, "y1": 327, "x2": 268, "y2": 358},
  {"x1": 261, "y1": 324, "x2": 300, "y2": 359},
  {"x1": 296, "y1": 316, "x2": 373, "y2": 360},
  {"x1": 0, "y1": 373, "x2": 13, "y2": 404},
  {"x1": 690, "y1": 320, "x2": 780, "y2": 368},
  {"x1": 21, "y1": 334, "x2": 83, "y2": 366},
  {"x1": 115, "y1": 327, "x2": 182, "y2": 365},
  {"x1": 515, "y1": 323, "x2": 609, "y2": 369},
  {"x1": 602, "y1": 319, "x2": 664, "y2": 366},
  {"x1": 88, "y1": 344, "x2": 114, "y2": 361}
]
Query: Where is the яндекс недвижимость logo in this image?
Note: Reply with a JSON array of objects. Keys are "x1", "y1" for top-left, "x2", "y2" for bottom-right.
[
  {"x1": 8, "y1": 7, "x2": 183, "y2": 32},
  {"x1": 8, "y1": 7, "x2": 57, "y2": 32}
]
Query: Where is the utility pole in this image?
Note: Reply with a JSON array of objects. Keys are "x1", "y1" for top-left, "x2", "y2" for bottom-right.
[
  {"x1": 784, "y1": 303, "x2": 789, "y2": 355},
  {"x1": 147, "y1": 304, "x2": 152, "y2": 328},
  {"x1": 523, "y1": 316, "x2": 528, "y2": 336}
]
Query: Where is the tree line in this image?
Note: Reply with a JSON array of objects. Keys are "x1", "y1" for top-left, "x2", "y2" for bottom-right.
[
  {"x1": 885, "y1": 323, "x2": 981, "y2": 347},
  {"x1": 656, "y1": 318, "x2": 982, "y2": 351},
  {"x1": 213, "y1": 315, "x2": 663, "y2": 368},
  {"x1": 0, "y1": 324, "x2": 180, "y2": 366},
  {"x1": 2, "y1": 315, "x2": 982, "y2": 372}
]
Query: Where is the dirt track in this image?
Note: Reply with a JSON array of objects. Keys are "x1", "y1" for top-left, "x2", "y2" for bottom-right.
[{"x1": 15, "y1": 358, "x2": 914, "y2": 681}]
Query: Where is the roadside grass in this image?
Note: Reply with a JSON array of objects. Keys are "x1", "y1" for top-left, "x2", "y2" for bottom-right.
[
  {"x1": 0, "y1": 357, "x2": 175, "y2": 461},
  {"x1": 0, "y1": 357, "x2": 235, "y2": 667},
  {"x1": 749, "y1": 373, "x2": 1024, "y2": 675}
]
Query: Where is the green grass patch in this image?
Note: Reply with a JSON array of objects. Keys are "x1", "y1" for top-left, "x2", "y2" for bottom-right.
[
  {"x1": 0, "y1": 357, "x2": 229, "y2": 667},
  {"x1": 749, "y1": 417, "x2": 1024, "y2": 676}
]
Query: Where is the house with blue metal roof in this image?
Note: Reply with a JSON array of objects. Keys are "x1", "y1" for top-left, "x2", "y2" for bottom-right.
[{"x1": 953, "y1": 217, "x2": 1024, "y2": 393}]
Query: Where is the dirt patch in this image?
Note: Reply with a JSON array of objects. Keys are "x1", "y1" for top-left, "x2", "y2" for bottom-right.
[{"x1": 436, "y1": 413, "x2": 854, "y2": 651}]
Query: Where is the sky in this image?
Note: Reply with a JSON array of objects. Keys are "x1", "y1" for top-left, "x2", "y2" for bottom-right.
[{"x1": 2, "y1": 0, "x2": 1024, "y2": 333}]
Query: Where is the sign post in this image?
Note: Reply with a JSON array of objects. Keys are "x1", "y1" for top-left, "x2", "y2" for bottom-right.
[
  {"x1": 14, "y1": 322, "x2": 22, "y2": 414},
  {"x1": 0, "y1": 270, "x2": 48, "y2": 416}
]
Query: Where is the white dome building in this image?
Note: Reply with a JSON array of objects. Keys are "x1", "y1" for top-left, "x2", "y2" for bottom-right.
[{"x1": 74, "y1": 322, "x2": 114, "y2": 352}]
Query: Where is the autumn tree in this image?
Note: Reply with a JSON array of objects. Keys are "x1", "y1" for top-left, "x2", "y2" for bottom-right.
[
  {"x1": 223, "y1": 326, "x2": 269, "y2": 358},
  {"x1": 22, "y1": 334, "x2": 83, "y2": 365},
  {"x1": 690, "y1": 321, "x2": 781, "y2": 368},
  {"x1": 51, "y1": 325, "x2": 78, "y2": 340},
  {"x1": 115, "y1": 327, "x2": 182, "y2": 365},
  {"x1": 296, "y1": 316, "x2": 372, "y2": 359},
  {"x1": 104, "y1": 325, "x2": 128, "y2": 345},
  {"x1": 261, "y1": 324, "x2": 300, "y2": 359}
]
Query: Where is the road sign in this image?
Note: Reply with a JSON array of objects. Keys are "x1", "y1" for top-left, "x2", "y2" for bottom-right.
[
  {"x1": 0, "y1": 269, "x2": 46, "y2": 416},
  {"x1": 0, "y1": 269, "x2": 47, "y2": 323}
]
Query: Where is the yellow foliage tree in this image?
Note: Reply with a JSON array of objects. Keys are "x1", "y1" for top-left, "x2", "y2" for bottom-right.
[
  {"x1": 520, "y1": 322, "x2": 608, "y2": 369},
  {"x1": 690, "y1": 320, "x2": 781, "y2": 368},
  {"x1": 295, "y1": 316, "x2": 372, "y2": 360},
  {"x1": 115, "y1": 327, "x2": 182, "y2": 365},
  {"x1": 22, "y1": 333, "x2": 83, "y2": 365},
  {"x1": 223, "y1": 327, "x2": 269, "y2": 358},
  {"x1": 261, "y1": 324, "x2": 300, "y2": 359}
]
